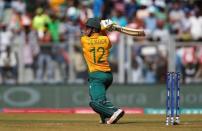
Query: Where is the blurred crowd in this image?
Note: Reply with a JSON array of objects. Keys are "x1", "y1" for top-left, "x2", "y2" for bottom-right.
[{"x1": 0, "y1": 0, "x2": 202, "y2": 84}]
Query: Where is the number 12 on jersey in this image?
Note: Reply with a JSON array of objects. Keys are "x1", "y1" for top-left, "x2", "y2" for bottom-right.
[{"x1": 89, "y1": 47, "x2": 105, "y2": 64}]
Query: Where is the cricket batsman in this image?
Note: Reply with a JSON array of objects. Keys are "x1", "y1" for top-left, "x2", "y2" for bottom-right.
[{"x1": 80, "y1": 17, "x2": 124, "y2": 124}]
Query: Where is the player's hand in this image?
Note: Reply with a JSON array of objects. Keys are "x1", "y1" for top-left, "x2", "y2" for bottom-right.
[{"x1": 100, "y1": 19, "x2": 116, "y2": 31}]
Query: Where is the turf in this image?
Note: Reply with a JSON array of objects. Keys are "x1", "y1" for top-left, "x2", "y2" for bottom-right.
[{"x1": 0, "y1": 113, "x2": 202, "y2": 131}]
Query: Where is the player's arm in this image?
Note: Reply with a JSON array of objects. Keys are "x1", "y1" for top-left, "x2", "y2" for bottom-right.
[{"x1": 101, "y1": 19, "x2": 145, "y2": 37}]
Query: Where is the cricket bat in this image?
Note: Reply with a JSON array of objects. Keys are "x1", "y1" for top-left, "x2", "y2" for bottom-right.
[{"x1": 112, "y1": 24, "x2": 145, "y2": 37}]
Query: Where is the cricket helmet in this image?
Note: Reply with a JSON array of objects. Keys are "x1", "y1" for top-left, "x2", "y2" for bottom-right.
[{"x1": 86, "y1": 17, "x2": 101, "y2": 31}]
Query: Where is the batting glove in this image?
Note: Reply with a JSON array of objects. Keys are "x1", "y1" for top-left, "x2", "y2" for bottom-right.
[{"x1": 100, "y1": 19, "x2": 116, "y2": 31}]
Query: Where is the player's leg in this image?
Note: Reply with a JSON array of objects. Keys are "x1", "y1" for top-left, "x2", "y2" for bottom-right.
[
  {"x1": 100, "y1": 72, "x2": 114, "y2": 123},
  {"x1": 103, "y1": 72, "x2": 125, "y2": 124},
  {"x1": 90, "y1": 100, "x2": 125, "y2": 124},
  {"x1": 96, "y1": 72, "x2": 113, "y2": 123},
  {"x1": 88, "y1": 72, "x2": 116, "y2": 123},
  {"x1": 88, "y1": 80, "x2": 117, "y2": 118},
  {"x1": 89, "y1": 72, "x2": 124, "y2": 124}
]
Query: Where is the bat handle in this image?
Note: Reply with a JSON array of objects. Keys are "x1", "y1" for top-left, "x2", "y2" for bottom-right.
[
  {"x1": 138, "y1": 31, "x2": 145, "y2": 36},
  {"x1": 112, "y1": 25, "x2": 122, "y2": 31}
]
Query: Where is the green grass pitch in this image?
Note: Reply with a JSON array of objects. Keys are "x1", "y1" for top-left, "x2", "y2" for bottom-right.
[{"x1": 0, "y1": 113, "x2": 202, "y2": 131}]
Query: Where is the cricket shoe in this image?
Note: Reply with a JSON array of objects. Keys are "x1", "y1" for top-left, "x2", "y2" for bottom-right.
[{"x1": 106, "y1": 109, "x2": 125, "y2": 124}]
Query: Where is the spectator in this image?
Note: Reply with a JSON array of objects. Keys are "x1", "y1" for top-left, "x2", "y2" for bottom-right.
[
  {"x1": 169, "y1": 1, "x2": 185, "y2": 34},
  {"x1": 155, "y1": 2, "x2": 167, "y2": 21},
  {"x1": 128, "y1": 12, "x2": 144, "y2": 29},
  {"x1": 182, "y1": 47, "x2": 199, "y2": 83},
  {"x1": 176, "y1": 10, "x2": 192, "y2": 41},
  {"x1": 72, "y1": 45, "x2": 87, "y2": 83},
  {"x1": 66, "y1": 1, "x2": 80, "y2": 22},
  {"x1": 131, "y1": 50, "x2": 144, "y2": 83},
  {"x1": 80, "y1": 2, "x2": 93, "y2": 26},
  {"x1": 11, "y1": 0, "x2": 26, "y2": 13},
  {"x1": 189, "y1": 11, "x2": 202, "y2": 40},
  {"x1": 144, "y1": 7, "x2": 157, "y2": 36},
  {"x1": 22, "y1": 25, "x2": 39, "y2": 83},
  {"x1": 47, "y1": 14, "x2": 60, "y2": 43},
  {"x1": 156, "y1": 49, "x2": 167, "y2": 83},
  {"x1": 35, "y1": 27, "x2": 54, "y2": 83},
  {"x1": 32, "y1": 8, "x2": 50, "y2": 40},
  {"x1": 21, "y1": 12, "x2": 32, "y2": 27},
  {"x1": 93, "y1": 0, "x2": 103, "y2": 17},
  {"x1": 102, "y1": 0, "x2": 113, "y2": 19},
  {"x1": 0, "y1": 0, "x2": 5, "y2": 19},
  {"x1": 55, "y1": 47, "x2": 70, "y2": 82},
  {"x1": 140, "y1": 46, "x2": 158, "y2": 83},
  {"x1": 0, "y1": 46, "x2": 18, "y2": 84},
  {"x1": 125, "y1": 0, "x2": 139, "y2": 20},
  {"x1": 49, "y1": 0, "x2": 65, "y2": 12},
  {"x1": 152, "y1": 20, "x2": 169, "y2": 42},
  {"x1": 111, "y1": 10, "x2": 127, "y2": 27},
  {"x1": 0, "y1": 25, "x2": 13, "y2": 52},
  {"x1": 136, "y1": 3, "x2": 150, "y2": 20},
  {"x1": 195, "y1": 47, "x2": 202, "y2": 82},
  {"x1": 176, "y1": 47, "x2": 184, "y2": 75},
  {"x1": 7, "y1": 9, "x2": 21, "y2": 32},
  {"x1": 35, "y1": 44, "x2": 54, "y2": 84},
  {"x1": 143, "y1": 57, "x2": 156, "y2": 84}
]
